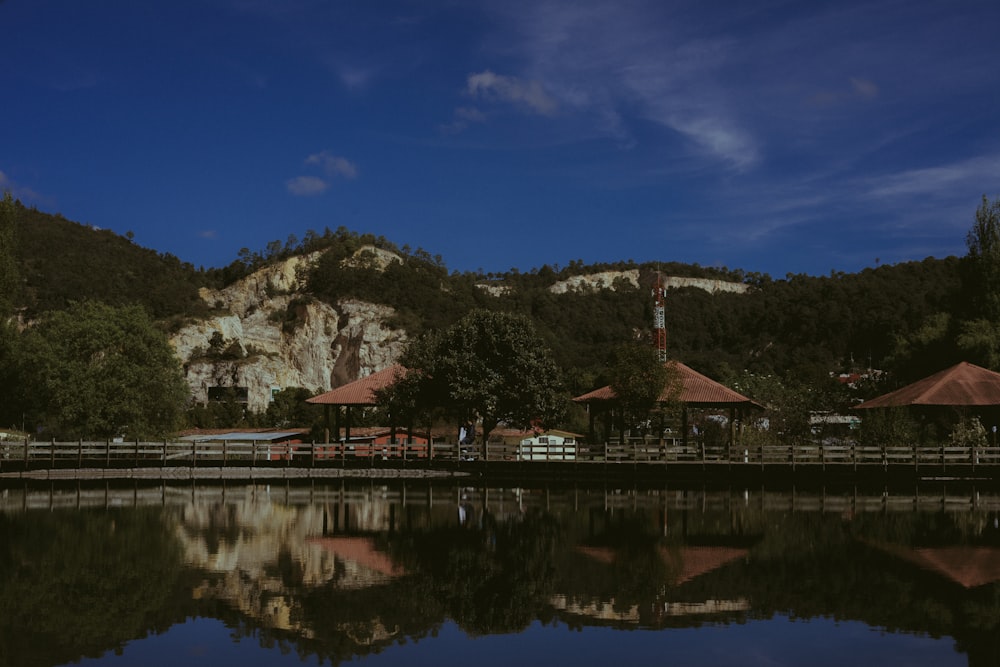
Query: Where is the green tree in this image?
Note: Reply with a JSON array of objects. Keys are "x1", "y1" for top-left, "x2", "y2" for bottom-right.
[
  {"x1": 0, "y1": 192, "x2": 17, "y2": 315},
  {"x1": 965, "y1": 194, "x2": 1000, "y2": 321},
  {"x1": 0, "y1": 320, "x2": 21, "y2": 431},
  {"x1": 20, "y1": 301, "x2": 189, "y2": 439},
  {"x1": 959, "y1": 195, "x2": 1000, "y2": 370},
  {"x1": 263, "y1": 387, "x2": 319, "y2": 429},
  {"x1": 385, "y1": 309, "x2": 566, "y2": 442},
  {"x1": 609, "y1": 343, "x2": 678, "y2": 433}
]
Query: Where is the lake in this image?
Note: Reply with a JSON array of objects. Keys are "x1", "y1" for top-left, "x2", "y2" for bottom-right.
[{"x1": 1, "y1": 479, "x2": 998, "y2": 667}]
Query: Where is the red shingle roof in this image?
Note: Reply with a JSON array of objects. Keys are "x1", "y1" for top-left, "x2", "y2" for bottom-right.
[
  {"x1": 573, "y1": 361, "x2": 760, "y2": 408},
  {"x1": 854, "y1": 361, "x2": 1000, "y2": 408},
  {"x1": 306, "y1": 364, "x2": 408, "y2": 406}
]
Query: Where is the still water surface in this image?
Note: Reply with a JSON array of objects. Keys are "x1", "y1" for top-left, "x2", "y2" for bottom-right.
[{"x1": 2, "y1": 481, "x2": 999, "y2": 667}]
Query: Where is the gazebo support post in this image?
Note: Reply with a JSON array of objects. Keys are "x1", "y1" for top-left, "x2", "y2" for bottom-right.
[
  {"x1": 729, "y1": 407, "x2": 736, "y2": 457},
  {"x1": 324, "y1": 405, "x2": 331, "y2": 444},
  {"x1": 345, "y1": 406, "x2": 352, "y2": 444}
]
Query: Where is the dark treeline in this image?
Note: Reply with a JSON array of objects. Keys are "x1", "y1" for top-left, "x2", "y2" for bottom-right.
[{"x1": 2, "y1": 202, "x2": 978, "y2": 383}]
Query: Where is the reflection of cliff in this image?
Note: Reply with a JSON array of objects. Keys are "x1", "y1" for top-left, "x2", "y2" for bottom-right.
[{"x1": 172, "y1": 490, "x2": 408, "y2": 638}]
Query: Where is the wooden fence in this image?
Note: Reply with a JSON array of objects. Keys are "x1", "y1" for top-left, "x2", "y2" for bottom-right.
[
  {"x1": 3, "y1": 438, "x2": 1000, "y2": 471},
  {"x1": 4, "y1": 481, "x2": 1000, "y2": 515}
]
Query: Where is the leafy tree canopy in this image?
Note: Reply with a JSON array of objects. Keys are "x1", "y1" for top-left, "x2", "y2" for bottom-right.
[
  {"x1": 0, "y1": 192, "x2": 17, "y2": 317},
  {"x1": 965, "y1": 194, "x2": 1000, "y2": 321},
  {"x1": 384, "y1": 309, "x2": 566, "y2": 441},
  {"x1": 11, "y1": 203, "x2": 207, "y2": 320},
  {"x1": 19, "y1": 301, "x2": 189, "y2": 439},
  {"x1": 609, "y1": 344, "x2": 678, "y2": 431}
]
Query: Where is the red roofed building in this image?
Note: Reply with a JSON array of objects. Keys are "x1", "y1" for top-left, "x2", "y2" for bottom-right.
[
  {"x1": 573, "y1": 361, "x2": 761, "y2": 447},
  {"x1": 853, "y1": 361, "x2": 1000, "y2": 437},
  {"x1": 306, "y1": 365, "x2": 409, "y2": 443}
]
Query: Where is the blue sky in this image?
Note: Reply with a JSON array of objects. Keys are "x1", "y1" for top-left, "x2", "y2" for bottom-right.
[{"x1": 2, "y1": 0, "x2": 999, "y2": 277}]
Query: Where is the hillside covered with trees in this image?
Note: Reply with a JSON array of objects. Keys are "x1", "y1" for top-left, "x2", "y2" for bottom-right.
[{"x1": 1, "y1": 193, "x2": 998, "y2": 440}]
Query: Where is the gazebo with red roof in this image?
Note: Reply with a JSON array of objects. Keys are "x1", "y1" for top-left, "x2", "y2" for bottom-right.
[
  {"x1": 854, "y1": 362, "x2": 1000, "y2": 409},
  {"x1": 573, "y1": 361, "x2": 761, "y2": 447},
  {"x1": 853, "y1": 361, "x2": 1000, "y2": 436},
  {"x1": 307, "y1": 364, "x2": 408, "y2": 443}
]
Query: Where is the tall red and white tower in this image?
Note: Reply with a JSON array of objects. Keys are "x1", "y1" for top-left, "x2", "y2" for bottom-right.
[{"x1": 652, "y1": 271, "x2": 667, "y2": 363}]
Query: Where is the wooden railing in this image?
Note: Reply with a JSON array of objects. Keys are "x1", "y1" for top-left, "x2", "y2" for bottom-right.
[
  {"x1": 5, "y1": 483, "x2": 1000, "y2": 516},
  {"x1": 3, "y1": 439, "x2": 1000, "y2": 470}
]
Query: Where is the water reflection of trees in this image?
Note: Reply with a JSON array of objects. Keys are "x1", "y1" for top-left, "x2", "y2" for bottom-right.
[
  {"x1": 5, "y1": 488, "x2": 1000, "y2": 666},
  {"x1": 0, "y1": 508, "x2": 189, "y2": 667},
  {"x1": 388, "y1": 509, "x2": 562, "y2": 635}
]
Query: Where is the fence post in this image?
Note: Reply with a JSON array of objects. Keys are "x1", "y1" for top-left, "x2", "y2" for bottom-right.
[
  {"x1": 135, "y1": 439, "x2": 140, "y2": 468},
  {"x1": 222, "y1": 440, "x2": 228, "y2": 467},
  {"x1": 24, "y1": 438, "x2": 29, "y2": 467},
  {"x1": 311, "y1": 441, "x2": 316, "y2": 468},
  {"x1": 105, "y1": 439, "x2": 111, "y2": 468},
  {"x1": 50, "y1": 438, "x2": 56, "y2": 468},
  {"x1": 163, "y1": 440, "x2": 167, "y2": 467},
  {"x1": 192, "y1": 439, "x2": 197, "y2": 468}
]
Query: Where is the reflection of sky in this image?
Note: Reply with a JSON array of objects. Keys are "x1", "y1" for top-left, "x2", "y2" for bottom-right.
[{"x1": 66, "y1": 615, "x2": 961, "y2": 667}]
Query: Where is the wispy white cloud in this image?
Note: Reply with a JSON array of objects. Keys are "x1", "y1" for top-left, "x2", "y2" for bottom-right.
[
  {"x1": 335, "y1": 63, "x2": 377, "y2": 90},
  {"x1": 466, "y1": 70, "x2": 558, "y2": 116},
  {"x1": 440, "y1": 106, "x2": 488, "y2": 134},
  {"x1": 807, "y1": 76, "x2": 881, "y2": 106},
  {"x1": 286, "y1": 175, "x2": 329, "y2": 196},
  {"x1": 0, "y1": 170, "x2": 45, "y2": 204},
  {"x1": 476, "y1": 1, "x2": 759, "y2": 168},
  {"x1": 850, "y1": 77, "x2": 878, "y2": 98},
  {"x1": 287, "y1": 151, "x2": 358, "y2": 196},
  {"x1": 305, "y1": 151, "x2": 359, "y2": 179},
  {"x1": 865, "y1": 155, "x2": 1000, "y2": 201}
]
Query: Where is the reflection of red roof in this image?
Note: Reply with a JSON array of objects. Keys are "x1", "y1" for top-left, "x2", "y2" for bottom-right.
[
  {"x1": 307, "y1": 537, "x2": 405, "y2": 577},
  {"x1": 657, "y1": 546, "x2": 748, "y2": 585},
  {"x1": 855, "y1": 362, "x2": 1000, "y2": 408},
  {"x1": 306, "y1": 365, "x2": 408, "y2": 406},
  {"x1": 914, "y1": 547, "x2": 1000, "y2": 588},
  {"x1": 574, "y1": 361, "x2": 760, "y2": 408},
  {"x1": 575, "y1": 545, "x2": 747, "y2": 584},
  {"x1": 887, "y1": 545, "x2": 1000, "y2": 588}
]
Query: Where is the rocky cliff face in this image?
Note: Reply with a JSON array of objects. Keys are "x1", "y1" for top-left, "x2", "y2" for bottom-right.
[
  {"x1": 547, "y1": 270, "x2": 749, "y2": 295},
  {"x1": 170, "y1": 250, "x2": 407, "y2": 413},
  {"x1": 168, "y1": 252, "x2": 745, "y2": 413}
]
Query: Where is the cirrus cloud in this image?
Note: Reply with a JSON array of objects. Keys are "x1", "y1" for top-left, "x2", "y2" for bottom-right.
[{"x1": 467, "y1": 70, "x2": 559, "y2": 116}]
